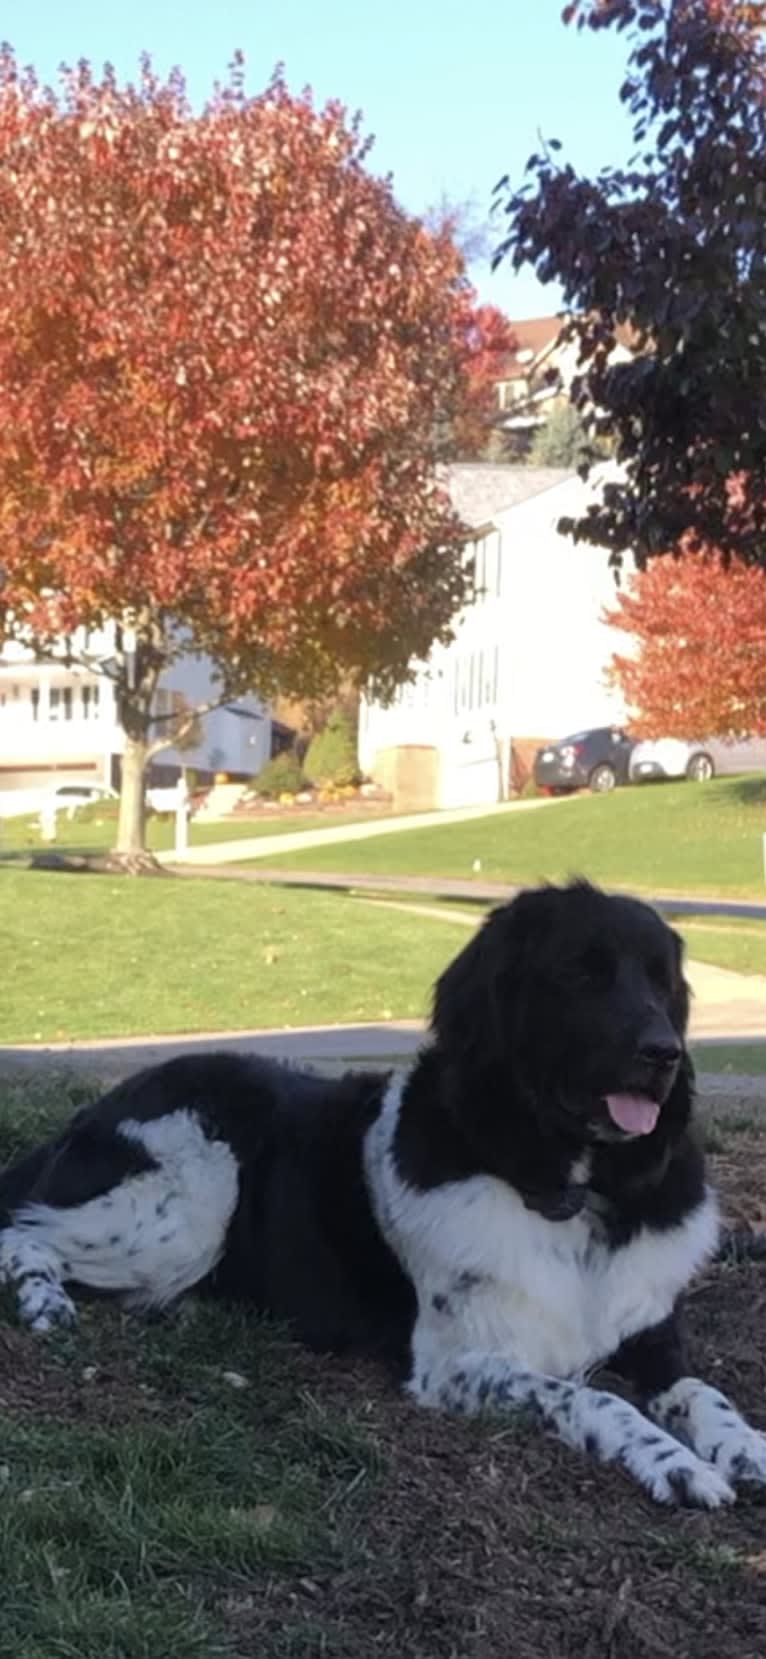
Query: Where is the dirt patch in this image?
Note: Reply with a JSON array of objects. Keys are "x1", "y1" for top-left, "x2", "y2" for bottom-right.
[{"x1": 220, "y1": 1262, "x2": 766, "y2": 1659}]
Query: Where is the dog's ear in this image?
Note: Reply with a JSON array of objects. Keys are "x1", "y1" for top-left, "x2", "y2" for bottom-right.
[{"x1": 432, "y1": 892, "x2": 542, "y2": 1072}]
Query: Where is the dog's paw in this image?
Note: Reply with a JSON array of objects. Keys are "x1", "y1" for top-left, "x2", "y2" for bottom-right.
[
  {"x1": 651, "y1": 1379, "x2": 766, "y2": 1493},
  {"x1": 709, "y1": 1426, "x2": 766, "y2": 1490},
  {"x1": 640, "y1": 1447, "x2": 735, "y2": 1509},
  {"x1": 20, "y1": 1278, "x2": 77, "y2": 1333}
]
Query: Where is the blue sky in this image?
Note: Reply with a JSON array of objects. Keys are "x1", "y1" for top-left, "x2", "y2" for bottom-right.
[{"x1": 4, "y1": 0, "x2": 635, "y2": 318}]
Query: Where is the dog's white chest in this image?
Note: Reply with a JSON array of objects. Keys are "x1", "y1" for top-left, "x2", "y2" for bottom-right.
[
  {"x1": 420, "y1": 1201, "x2": 664, "y2": 1378},
  {"x1": 372, "y1": 1152, "x2": 718, "y2": 1381}
]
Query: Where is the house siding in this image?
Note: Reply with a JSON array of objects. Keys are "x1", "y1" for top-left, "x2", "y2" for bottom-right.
[
  {"x1": 359, "y1": 465, "x2": 629, "y2": 810},
  {"x1": 0, "y1": 625, "x2": 271, "y2": 796}
]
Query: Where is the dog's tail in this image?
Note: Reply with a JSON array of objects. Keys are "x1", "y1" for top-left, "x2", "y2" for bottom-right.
[{"x1": 716, "y1": 1225, "x2": 766, "y2": 1264}]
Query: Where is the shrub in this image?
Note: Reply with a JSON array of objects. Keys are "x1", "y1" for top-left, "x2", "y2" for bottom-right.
[
  {"x1": 303, "y1": 708, "x2": 359, "y2": 788},
  {"x1": 252, "y1": 750, "x2": 307, "y2": 799}
]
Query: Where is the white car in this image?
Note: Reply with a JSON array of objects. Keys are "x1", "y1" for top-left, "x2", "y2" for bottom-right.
[
  {"x1": 629, "y1": 735, "x2": 766, "y2": 784},
  {"x1": 629, "y1": 738, "x2": 715, "y2": 784},
  {"x1": 48, "y1": 782, "x2": 119, "y2": 809}
]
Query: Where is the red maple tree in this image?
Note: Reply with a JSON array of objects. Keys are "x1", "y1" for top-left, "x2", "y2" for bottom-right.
[
  {"x1": 451, "y1": 302, "x2": 518, "y2": 457},
  {"x1": 604, "y1": 547, "x2": 766, "y2": 737},
  {"x1": 0, "y1": 51, "x2": 475, "y2": 855}
]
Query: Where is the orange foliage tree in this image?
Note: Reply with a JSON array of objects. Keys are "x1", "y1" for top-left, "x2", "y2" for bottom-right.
[
  {"x1": 0, "y1": 50, "x2": 475, "y2": 856},
  {"x1": 604, "y1": 548, "x2": 766, "y2": 737},
  {"x1": 450, "y1": 302, "x2": 517, "y2": 457}
]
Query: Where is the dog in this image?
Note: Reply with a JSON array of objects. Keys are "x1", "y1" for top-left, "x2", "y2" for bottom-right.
[{"x1": 1, "y1": 880, "x2": 764, "y2": 1508}]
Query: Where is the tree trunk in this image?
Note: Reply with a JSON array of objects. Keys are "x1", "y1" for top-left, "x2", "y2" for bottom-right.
[{"x1": 116, "y1": 731, "x2": 150, "y2": 855}]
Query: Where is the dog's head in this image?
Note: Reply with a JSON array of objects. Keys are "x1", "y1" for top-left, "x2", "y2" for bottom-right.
[{"x1": 431, "y1": 881, "x2": 692, "y2": 1182}]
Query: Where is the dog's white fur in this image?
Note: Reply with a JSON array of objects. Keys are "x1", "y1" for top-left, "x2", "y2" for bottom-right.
[{"x1": 0, "y1": 1111, "x2": 238, "y2": 1330}]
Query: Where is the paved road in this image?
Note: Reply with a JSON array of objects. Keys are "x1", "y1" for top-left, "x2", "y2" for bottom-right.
[{"x1": 166, "y1": 861, "x2": 766, "y2": 921}]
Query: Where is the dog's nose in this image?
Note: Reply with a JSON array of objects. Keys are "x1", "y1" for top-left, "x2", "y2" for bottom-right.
[{"x1": 637, "y1": 1035, "x2": 682, "y2": 1069}]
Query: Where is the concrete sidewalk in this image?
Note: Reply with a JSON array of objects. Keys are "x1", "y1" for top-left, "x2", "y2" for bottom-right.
[{"x1": 159, "y1": 795, "x2": 561, "y2": 867}]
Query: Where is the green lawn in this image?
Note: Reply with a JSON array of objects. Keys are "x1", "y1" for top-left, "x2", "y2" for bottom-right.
[
  {"x1": 0, "y1": 869, "x2": 468, "y2": 1043},
  {"x1": 363, "y1": 894, "x2": 766, "y2": 979},
  {"x1": 692, "y1": 1041, "x2": 766, "y2": 1075},
  {"x1": 680, "y1": 917, "x2": 766, "y2": 976},
  {"x1": 258, "y1": 774, "x2": 766, "y2": 897}
]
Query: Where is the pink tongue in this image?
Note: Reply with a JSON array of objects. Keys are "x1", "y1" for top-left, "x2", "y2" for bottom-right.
[{"x1": 605, "y1": 1093, "x2": 660, "y2": 1135}]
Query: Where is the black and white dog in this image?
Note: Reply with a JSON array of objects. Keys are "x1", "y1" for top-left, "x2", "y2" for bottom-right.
[{"x1": 1, "y1": 880, "x2": 764, "y2": 1507}]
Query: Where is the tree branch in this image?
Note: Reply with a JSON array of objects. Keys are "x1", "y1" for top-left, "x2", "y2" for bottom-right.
[{"x1": 145, "y1": 691, "x2": 257, "y2": 758}]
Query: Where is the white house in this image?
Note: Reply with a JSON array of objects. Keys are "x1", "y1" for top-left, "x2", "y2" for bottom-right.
[
  {"x1": 359, "y1": 463, "x2": 631, "y2": 811},
  {"x1": 0, "y1": 622, "x2": 272, "y2": 800},
  {"x1": 494, "y1": 315, "x2": 638, "y2": 435}
]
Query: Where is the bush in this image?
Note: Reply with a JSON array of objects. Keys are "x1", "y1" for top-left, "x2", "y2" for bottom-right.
[
  {"x1": 528, "y1": 403, "x2": 603, "y2": 469},
  {"x1": 303, "y1": 708, "x2": 359, "y2": 788},
  {"x1": 252, "y1": 750, "x2": 307, "y2": 799}
]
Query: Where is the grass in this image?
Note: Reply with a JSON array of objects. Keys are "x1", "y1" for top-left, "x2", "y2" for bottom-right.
[
  {"x1": 0, "y1": 801, "x2": 391, "y2": 861},
  {"x1": 2, "y1": 1073, "x2": 766, "y2": 1657},
  {"x1": 0, "y1": 869, "x2": 470, "y2": 1043},
  {"x1": 362, "y1": 893, "x2": 766, "y2": 978},
  {"x1": 1, "y1": 862, "x2": 763, "y2": 1046},
  {"x1": 691, "y1": 1042, "x2": 766, "y2": 1076},
  {"x1": 257, "y1": 773, "x2": 766, "y2": 897},
  {"x1": 677, "y1": 917, "x2": 766, "y2": 976},
  {"x1": 0, "y1": 1074, "x2": 385, "y2": 1656}
]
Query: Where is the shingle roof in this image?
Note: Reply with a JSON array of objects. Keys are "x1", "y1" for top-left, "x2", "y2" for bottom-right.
[
  {"x1": 446, "y1": 463, "x2": 573, "y2": 526},
  {"x1": 498, "y1": 316, "x2": 562, "y2": 378}
]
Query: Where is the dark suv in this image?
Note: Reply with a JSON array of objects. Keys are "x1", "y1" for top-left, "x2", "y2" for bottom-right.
[{"x1": 533, "y1": 727, "x2": 634, "y2": 794}]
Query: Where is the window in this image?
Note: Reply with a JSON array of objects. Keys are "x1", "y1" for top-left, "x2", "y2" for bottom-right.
[
  {"x1": 453, "y1": 645, "x2": 500, "y2": 716},
  {"x1": 497, "y1": 378, "x2": 528, "y2": 412},
  {"x1": 31, "y1": 687, "x2": 40, "y2": 722},
  {"x1": 49, "y1": 687, "x2": 73, "y2": 721},
  {"x1": 81, "y1": 683, "x2": 101, "y2": 720},
  {"x1": 468, "y1": 530, "x2": 502, "y2": 602}
]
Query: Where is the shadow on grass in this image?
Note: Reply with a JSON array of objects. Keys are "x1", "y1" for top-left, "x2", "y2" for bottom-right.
[{"x1": 705, "y1": 777, "x2": 766, "y2": 808}]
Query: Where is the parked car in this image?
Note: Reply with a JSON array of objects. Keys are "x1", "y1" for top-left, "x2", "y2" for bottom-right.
[
  {"x1": 48, "y1": 782, "x2": 119, "y2": 808},
  {"x1": 629, "y1": 735, "x2": 766, "y2": 784},
  {"x1": 629, "y1": 738, "x2": 714, "y2": 784},
  {"x1": 44, "y1": 782, "x2": 119, "y2": 821},
  {"x1": 533, "y1": 727, "x2": 635, "y2": 794}
]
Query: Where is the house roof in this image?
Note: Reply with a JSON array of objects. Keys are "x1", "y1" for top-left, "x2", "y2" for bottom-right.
[
  {"x1": 498, "y1": 316, "x2": 562, "y2": 380},
  {"x1": 498, "y1": 314, "x2": 642, "y2": 382},
  {"x1": 446, "y1": 463, "x2": 572, "y2": 526}
]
